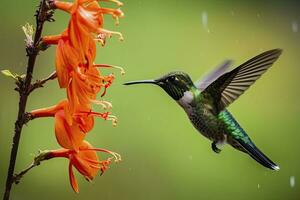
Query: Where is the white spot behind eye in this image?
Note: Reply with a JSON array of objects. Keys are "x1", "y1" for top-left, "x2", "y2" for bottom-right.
[{"x1": 175, "y1": 77, "x2": 179, "y2": 81}]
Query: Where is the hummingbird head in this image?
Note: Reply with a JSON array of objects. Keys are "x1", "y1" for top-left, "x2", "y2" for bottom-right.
[{"x1": 124, "y1": 71, "x2": 195, "y2": 100}]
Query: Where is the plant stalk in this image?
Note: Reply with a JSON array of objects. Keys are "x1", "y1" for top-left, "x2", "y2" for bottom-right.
[{"x1": 2, "y1": 0, "x2": 51, "y2": 199}]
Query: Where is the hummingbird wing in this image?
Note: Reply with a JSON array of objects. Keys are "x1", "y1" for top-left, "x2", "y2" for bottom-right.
[
  {"x1": 195, "y1": 60, "x2": 232, "y2": 91},
  {"x1": 202, "y1": 49, "x2": 282, "y2": 113}
]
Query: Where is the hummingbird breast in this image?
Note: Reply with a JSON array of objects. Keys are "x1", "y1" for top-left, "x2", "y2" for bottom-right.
[
  {"x1": 188, "y1": 110, "x2": 227, "y2": 142},
  {"x1": 177, "y1": 92, "x2": 227, "y2": 142}
]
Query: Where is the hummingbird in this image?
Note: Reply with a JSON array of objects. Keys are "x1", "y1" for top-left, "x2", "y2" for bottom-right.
[{"x1": 124, "y1": 49, "x2": 282, "y2": 170}]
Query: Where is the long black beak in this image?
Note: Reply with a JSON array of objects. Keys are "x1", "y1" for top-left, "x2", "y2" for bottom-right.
[{"x1": 123, "y1": 80, "x2": 158, "y2": 85}]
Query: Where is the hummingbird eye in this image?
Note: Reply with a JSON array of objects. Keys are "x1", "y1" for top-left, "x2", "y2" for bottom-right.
[{"x1": 168, "y1": 76, "x2": 176, "y2": 82}]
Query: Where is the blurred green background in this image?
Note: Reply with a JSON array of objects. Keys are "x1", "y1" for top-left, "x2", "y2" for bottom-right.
[{"x1": 0, "y1": 0, "x2": 300, "y2": 199}]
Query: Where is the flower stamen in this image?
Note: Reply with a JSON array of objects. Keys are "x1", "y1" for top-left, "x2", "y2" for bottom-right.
[
  {"x1": 98, "y1": 0, "x2": 123, "y2": 7},
  {"x1": 91, "y1": 100, "x2": 113, "y2": 110},
  {"x1": 108, "y1": 114, "x2": 118, "y2": 127},
  {"x1": 94, "y1": 64, "x2": 125, "y2": 75},
  {"x1": 97, "y1": 8, "x2": 124, "y2": 26},
  {"x1": 81, "y1": 148, "x2": 121, "y2": 162},
  {"x1": 98, "y1": 28, "x2": 124, "y2": 41}
]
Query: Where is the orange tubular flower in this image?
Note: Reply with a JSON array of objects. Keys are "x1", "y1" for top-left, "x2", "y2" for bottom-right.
[
  {"x1": 31, "y1": 100, "x2": 111, "y2": 150},
  {"x1": 42, "y1": 0, "x2": 124, "y2": 120},
  {"x1": 30, "y1": 0, "x2": 124, "y2": 193},
  {"x1": 45, "y1": 140, "x2": 121, "y2": 193},
  {"x1": 66, "y1": 64, "x2": 122, "y2": 117},
  {"x1": 43, "y1": 0, "x2": 124, "y2": 77}
]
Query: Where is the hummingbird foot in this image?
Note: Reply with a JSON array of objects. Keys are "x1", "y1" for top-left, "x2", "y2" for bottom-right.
[{"x1": 211, "y1": 142, "x2": 222, "y2": 154}]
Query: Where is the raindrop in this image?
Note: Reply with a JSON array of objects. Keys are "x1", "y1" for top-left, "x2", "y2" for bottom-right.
[
  {"x1": 291, "y1": 21, "x2": 298, "y2": 33},
  {"x1": 257, "y1": 183, "x2": 260, "y2": 189},
  {"x1": 188, "y1": 155, "x2": 193, "y2": 160},
  {"x1": 201, "y1": 11, "x2": 208, "y2": 28},
  {"x1": 201, "y1": 11, "x2": 209, "y2": 32},
  {"x1": 290, "y1": 176, "x2": 296, "y2": 188}
]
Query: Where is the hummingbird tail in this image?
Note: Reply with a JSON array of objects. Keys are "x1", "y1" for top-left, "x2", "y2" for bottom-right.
[{"x1": 236, "y1": 139, "x2": 280, "y2": 171}]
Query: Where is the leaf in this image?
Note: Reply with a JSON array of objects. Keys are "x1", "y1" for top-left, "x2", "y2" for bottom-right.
[{"x1": 1, "y1": 69, "x2": 17, "y2": 80}]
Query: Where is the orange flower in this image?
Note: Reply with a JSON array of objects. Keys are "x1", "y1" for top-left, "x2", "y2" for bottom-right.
[
  {"x1": 43, "y1": 0, "x2": 124, "y2": 88},
  {"x1": 42, "y1": 0, "x2": 124, "y2": 120},
  {"x1": 55, "y1": 0, "x2": 124, "y2": 45},
  {"x1": 66, "y1": 64, "x2": 123, "y2": 119},
  {"x1": 29, "y1": 0, "x2": 124, "y2": 193},
  {"x1": 45, "y1": 140, "x2": 121, "y2": 193},
  {"x1": 31, "y1": 100, "x2": 113, "y2": 150}
]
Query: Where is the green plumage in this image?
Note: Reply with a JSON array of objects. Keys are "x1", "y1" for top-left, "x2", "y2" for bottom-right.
[
  {"x1": 187, "y1": 90, "x2": 252, "y2": 151},
  {"x1": 218, "y1": 110, "x2": 250, "y2": 143}
]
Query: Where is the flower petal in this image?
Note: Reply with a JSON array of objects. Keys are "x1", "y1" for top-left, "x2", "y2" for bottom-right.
[
  {"x1": 71, "y1": 141, "x2": 99, "y2": 179},
  {"x1": 69, "y1": 162, "x2": 79, "y2": 193},
  {"x1": 54, "y1": 110, "x2": 86, "y2": 150}
]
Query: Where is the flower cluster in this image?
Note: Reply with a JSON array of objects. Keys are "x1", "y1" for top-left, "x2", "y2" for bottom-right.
[{"x1": 31, "y1": 0, "x2": 124, "y2": 193}]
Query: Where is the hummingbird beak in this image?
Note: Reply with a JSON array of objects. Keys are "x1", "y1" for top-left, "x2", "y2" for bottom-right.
[{"x1": 123, "y1": 80, "x2": 158, "y2": 86}]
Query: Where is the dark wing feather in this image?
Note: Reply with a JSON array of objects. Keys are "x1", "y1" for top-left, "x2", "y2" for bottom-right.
[{"x1": 203, "y1": 49, "x2": 282, "y2": 112}]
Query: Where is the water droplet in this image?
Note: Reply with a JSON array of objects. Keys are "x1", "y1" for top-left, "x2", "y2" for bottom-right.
[
  {"x1": 201, "y1": 11, "x2": 209, "y2": 32},
  {"x1": 290, "y1": 176, "x2": 296, "y2": 188},
  {"x1": 188, "y1": 155, "x2": 193, "y2": 160},
  {"x1": 291, "y1": 21, "x2": 298, "y2": 33},
  {"x1": 257, "y1": 183, "x2": 260, "y2": 189},
  {"x1": 201, "y1": 12, "x2": 208, "y2": 26}
]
